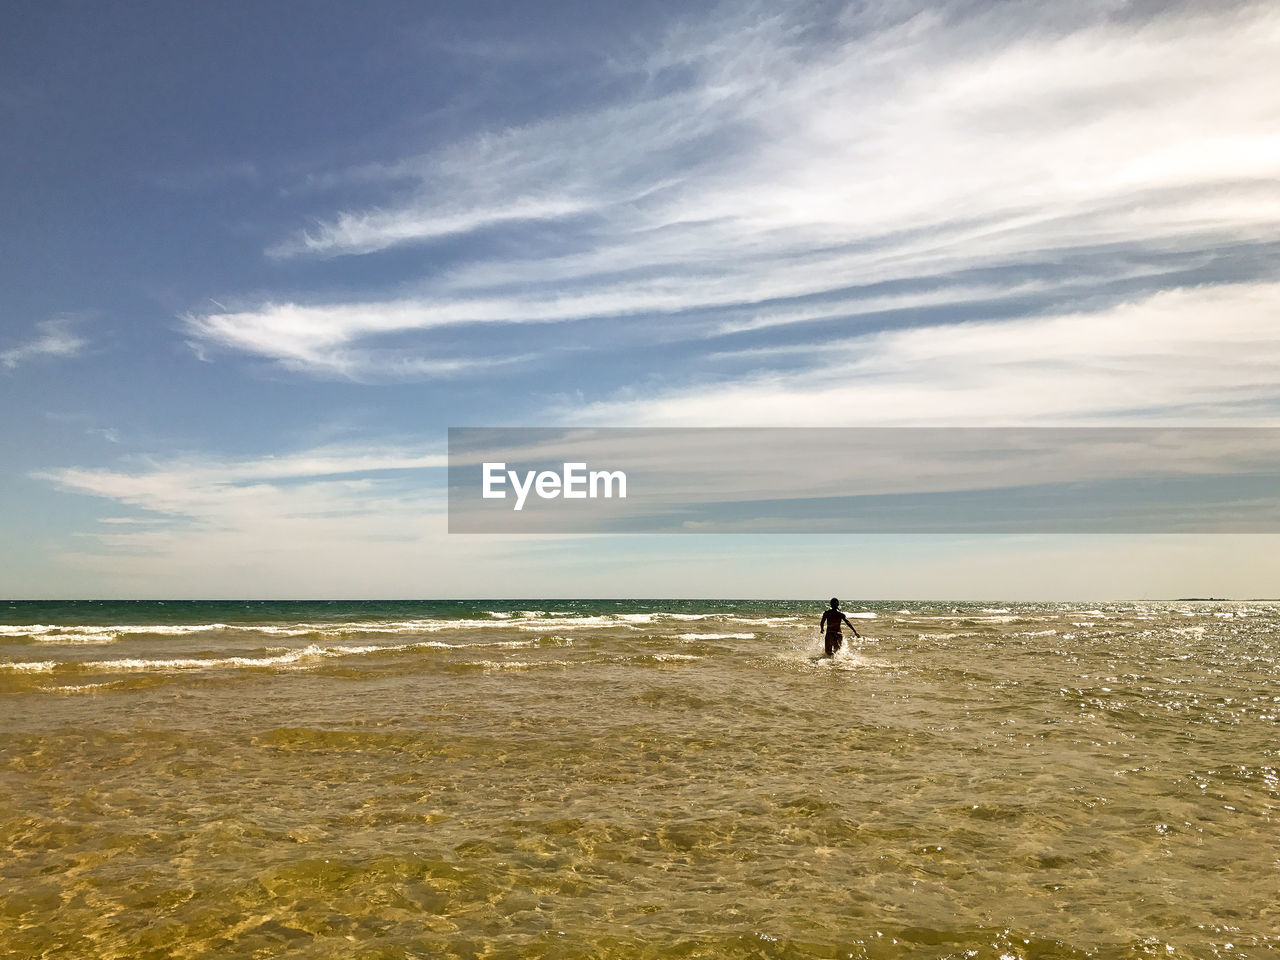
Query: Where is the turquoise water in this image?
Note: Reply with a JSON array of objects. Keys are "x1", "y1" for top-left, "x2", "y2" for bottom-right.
[{"x1": 2, "y1": 600, "x2": 1278, "y2": 958}]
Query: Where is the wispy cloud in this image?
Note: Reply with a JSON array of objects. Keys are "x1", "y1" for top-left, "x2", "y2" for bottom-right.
[
  {"x1": 185, "y1": 303, "x2": 536, "y2": 380},
  {"x1": 287, "y1": 1, "x2": 1280, "y2": 265},
  {"x1": 266, "y1": 197, "x2": 592, "y2": 259},
  {"x1": 38, "y1": 436, "x2": 1280, "y2": 599},
  {"x1": 36, "y1": 445, "x2": 597, "y2": 596},
  {"x1": 564, "y1": 282, "x2": 1280, "y2": 426},
  {"x1": 39, "y1": 446, "x2": 448, "y2": 593},
  {"x1": 42, "y1": 446, "x2": 449, "y2": 519},
  {"x1": 1, "y1": 317, "x2": 88, "y2": 369},
  {"x1": 184, "y1": 0, "x2": 1280, "y2": 379}
]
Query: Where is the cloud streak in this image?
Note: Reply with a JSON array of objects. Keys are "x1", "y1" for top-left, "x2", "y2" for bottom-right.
[
  {"x1": 32, "y1": 439, "x2": 1280, "y2": 599},
  {"x1": 34, "y1": 445, "x2": 616, "y2": 597},
  {"x1": 185, "y1": 302, "x2": 538, "y2": 380},
  {"x1": 565, "y1": 282, "x2": 1280, "y2": 426},
  {"x1": 184, "y1": 0, "x2": 1280, "y2": 380},
  {"x1": 1, "y1": 317, "x2": 87, "y2": 369},
  {"x1": 38, "y1": 446, "x2": 451, "y2": 594}
]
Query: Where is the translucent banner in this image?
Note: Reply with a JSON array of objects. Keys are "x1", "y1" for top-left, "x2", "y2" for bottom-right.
[{"x1": 447, "y1": 428, "x2": 1280, "y2": 533}]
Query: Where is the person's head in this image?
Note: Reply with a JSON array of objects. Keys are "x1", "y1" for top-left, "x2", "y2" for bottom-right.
[{"x1": 830, "y1": 597, "x2": 840, "y2": 609}]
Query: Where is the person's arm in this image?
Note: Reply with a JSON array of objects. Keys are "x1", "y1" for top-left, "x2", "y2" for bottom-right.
[
  {"x1": 842, "y1": 613, "x2": 860, "y2": 637},
  {"x1": 820, "y1": 610, "x2": 829, "y2": 633}
]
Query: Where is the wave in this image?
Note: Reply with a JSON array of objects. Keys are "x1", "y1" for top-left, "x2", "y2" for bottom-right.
[
  {"x1": 52, "y1": 681, "x2": 118, "y2": 693},
  {"x1": 0, "y1": 611, "x2": 804, "y2": 643},
  {"x1": 448, "y1": 659, "x2": 563, "y2": 672},
  {"x1": 0, "y1": 622, "x2": 246, "y2": 644},
  {"x1": 0, "y1": 635, "x2": 575, "y2": 675}
]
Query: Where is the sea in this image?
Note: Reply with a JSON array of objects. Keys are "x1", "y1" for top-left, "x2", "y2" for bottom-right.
[{"x1": 1, "y1": 599, "x2": 1277, "y2": 959}]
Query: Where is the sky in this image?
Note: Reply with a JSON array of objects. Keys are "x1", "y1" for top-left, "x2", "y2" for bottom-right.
[{"x1": 2, "y1": 0, "x2": 1279, "y2": 599}]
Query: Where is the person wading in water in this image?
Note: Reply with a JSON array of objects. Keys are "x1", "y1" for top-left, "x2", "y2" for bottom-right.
[{"x1": 819, "y1": 597, "x2": 860, "y2": 657}]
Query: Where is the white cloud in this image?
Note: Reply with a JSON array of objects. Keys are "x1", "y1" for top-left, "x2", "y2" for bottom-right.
[
  {"x1": 32, "y1": 444, "x2": 654, "y2": 597},
  {"x1": 1, "y1": 317, "x2": 87, "y2": 369},
  {"x1": 37, "y1": 446, "x2": 464, "y2": 595},
  {"x1": 267, "y1": 197, "x2": 593, "y2": 259},
  {"x1": 31, "y1": 450, "x2": 1280, "y2": 598},
  {"x1": 185, "y1": 302, "x2": 538, "y2": 379},
  {"x1": 565, "y1": 282, "x2": 1280, "y2": 426},
  {"x1": 41, "y1": 446, "x2": 449, "y2": 519},
  {"x1": 31, "y1": 426, "x2": 1280, "y2": 600},
  {"x1": 184, "y1": 0, "x2": 1280, "y2": 377}
]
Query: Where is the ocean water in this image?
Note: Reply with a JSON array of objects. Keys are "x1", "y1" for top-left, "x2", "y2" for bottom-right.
[{"x1": 1, "y1": 599, "x2": 1277, "y2": 959}]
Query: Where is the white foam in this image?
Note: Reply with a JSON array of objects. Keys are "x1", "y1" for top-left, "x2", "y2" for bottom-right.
[
  {"x1": 3, "y1": 659, "x2": 57, "y2": 672},
  {"x1": 0, "y1": 616, "x2": 585, "y2": 642},
  {"x1": 79, "y1": 645, "x2": 334, "y2": 672},
  {"x1": 468, "y1": 658, "x2": 575, "y2": 671},
  {"x1": 0, "y1": 622, "x2": 239, "y2": 643},
  {"x1": 55, "y1": 682, "x2": 114, "y2": 693},
  {"x1": 513, "y1": 617, "x2": 616, "y2": 631},
  {"x1": 678, "y1": 633, "x2": 755, "y2": 640},
  {"x1": 0, "y1": 610, "x2": 816, "y2": 645},
  {"x1": 0, "y1": 635, "x2": 574, "y2": 675}
]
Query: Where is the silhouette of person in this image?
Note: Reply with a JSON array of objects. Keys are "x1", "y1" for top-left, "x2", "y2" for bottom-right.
[{"x1": 819, "y1": 597, "x2": 860, "y2": 656}]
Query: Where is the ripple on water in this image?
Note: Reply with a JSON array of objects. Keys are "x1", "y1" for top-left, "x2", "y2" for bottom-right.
[{"x1": 3, "y1": 601, "x2": 1280, "y2": 957}]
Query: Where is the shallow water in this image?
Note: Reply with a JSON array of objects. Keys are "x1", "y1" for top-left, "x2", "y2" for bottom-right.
[{"x1": 2, "y1": 600, "x2": 1277, "y2": 958}]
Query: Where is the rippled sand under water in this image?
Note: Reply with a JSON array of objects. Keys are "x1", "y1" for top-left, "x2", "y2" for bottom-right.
[{"x1": 1, "y1": 600, "x2": 1277, "y2": 958}]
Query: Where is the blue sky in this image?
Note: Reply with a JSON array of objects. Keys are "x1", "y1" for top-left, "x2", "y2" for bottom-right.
[{"x1": 3, "y1": 0, "x2": 1279, "y2": 599}]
